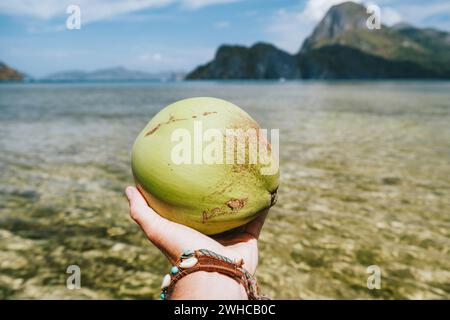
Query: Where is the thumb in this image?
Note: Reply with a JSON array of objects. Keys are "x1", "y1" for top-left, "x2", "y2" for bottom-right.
[
  {"x1": 125, "y1": 186, "x2": 225, "y2": 263},
  {"x1": 125, "y1": 186, "x2": 205, "y2": 263},
  {"x1": 125, "y1": 186, "x2": 170, "y2": 246},
  {"x1": 125, "y1": 186, "x2": 158, "y2": 225}
]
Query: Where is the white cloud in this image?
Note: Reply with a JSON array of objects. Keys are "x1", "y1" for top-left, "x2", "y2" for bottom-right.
[
  {"x1": 0, "y1": 0, "x2": 174, "y2": 23},
  {"x1": 0, "y1": 0, "x2": 64, "y2": 19},
  {"x1": 139, "y1": 53, "x2": 163, "y2": 61},
  {"x1": 0, "y1": 0, "x2": 243, "y2": 23},
  {"x1": 396, "y1": 2, "x2": 450, "y2": 28},
  {"x1": 365, "y1": 1, "x2": 403, "y2": 25},
  {"x1": 130, "y1": 45, "x2": 215, "y2": 71},
  {"x1": 181, "y1": 0, "x2": 241, "y2": 10},
  {"x1": 214, "y1": 20, "x2": 230, "y2": 28},
  {"x1": 381, "y1": 6, "x2": 402, "y2": 25}
]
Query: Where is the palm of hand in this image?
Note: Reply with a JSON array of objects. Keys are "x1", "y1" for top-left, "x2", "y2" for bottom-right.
[{"x1": 126, "y1": 186, "x2": 267, "y2": 274}]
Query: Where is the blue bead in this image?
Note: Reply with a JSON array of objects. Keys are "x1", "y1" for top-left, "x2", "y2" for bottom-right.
[
  {"x1": 160, "y1": 292, "x2": 166, "y2": 300},
  {"x1": 171, "y1": 266, "x2": 179, "y2": 274}
]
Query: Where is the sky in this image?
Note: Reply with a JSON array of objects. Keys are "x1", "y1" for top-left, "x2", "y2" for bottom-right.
[{"x1": 1, "y1": 0, "x2": 449, "y2": 77}]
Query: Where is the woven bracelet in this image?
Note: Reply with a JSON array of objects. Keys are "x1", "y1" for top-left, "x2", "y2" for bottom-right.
[{"x1": 159, "y1": 249, "x2": 269, "y2": 300}]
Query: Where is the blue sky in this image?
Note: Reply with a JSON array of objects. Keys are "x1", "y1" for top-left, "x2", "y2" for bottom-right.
[{"x1": 1, "y1": 0, "x2": 449, "y2": 77}]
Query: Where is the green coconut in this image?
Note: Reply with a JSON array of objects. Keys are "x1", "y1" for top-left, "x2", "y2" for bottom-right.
[{"x1": 131, "y1": 97, "x2": 279, "y2": 235}]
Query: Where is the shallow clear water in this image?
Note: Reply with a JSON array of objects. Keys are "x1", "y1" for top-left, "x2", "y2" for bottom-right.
[{"x1": 0, "y1": 81, "x2": 449, "y2": 299}]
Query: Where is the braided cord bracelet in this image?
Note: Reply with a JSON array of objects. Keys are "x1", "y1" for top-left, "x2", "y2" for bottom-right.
[{"x1": 159, "y1": 249, "x2": 269, "y2": 300}]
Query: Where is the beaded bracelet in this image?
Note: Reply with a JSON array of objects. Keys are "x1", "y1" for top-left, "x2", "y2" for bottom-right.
[{"x1": 159, "y1": 248, "x2": 269, "y2": 300}]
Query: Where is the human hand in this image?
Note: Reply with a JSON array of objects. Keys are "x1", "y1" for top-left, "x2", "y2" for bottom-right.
[
  {"x1": 125, "y1": 186, "x2": 268, "y2": 299},
  {"x1": 125, "y1": 186, "x2": 267, "y2": 273}
]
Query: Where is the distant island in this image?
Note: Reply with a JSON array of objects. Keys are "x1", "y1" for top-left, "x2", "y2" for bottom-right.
[
  {"x1": 41, "y1": 67, "x2": 185, "y2": 82},
  {"x1": 186, "y1": 1, "x2": 450, "y2": 80},
  {"x1": 0, "y1": 65, "x2": 185, "y2": 82},
  {"x1": 0, "y1": 62, "x2": 24, "y2": 81}
]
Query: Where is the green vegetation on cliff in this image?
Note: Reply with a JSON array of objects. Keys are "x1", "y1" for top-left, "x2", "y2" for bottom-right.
[{"x1": 187, "y1": 2, "x2": 450, "y2": 80}]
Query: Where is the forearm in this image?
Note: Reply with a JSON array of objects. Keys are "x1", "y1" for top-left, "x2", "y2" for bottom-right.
[{"x1": 170, "y1": 271, "x2": 248, "y2": 300}]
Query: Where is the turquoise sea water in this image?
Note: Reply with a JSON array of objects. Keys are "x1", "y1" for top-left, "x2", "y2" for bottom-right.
[{"x1": 0, "y1": 81, "x2": 449, "y2": 299}]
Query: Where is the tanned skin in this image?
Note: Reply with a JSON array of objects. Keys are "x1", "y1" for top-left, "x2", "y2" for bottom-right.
[{"x1": 125, "y1": 186, "x2": 268, "y2": 299}]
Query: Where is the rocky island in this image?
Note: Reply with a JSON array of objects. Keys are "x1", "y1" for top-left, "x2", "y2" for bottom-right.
[
  {"x1": 186, "y1": 2, "x2": 450, "y2": 80},
  {"x1": 0, "y1": 62, "x2": 23, "y2": 81}
]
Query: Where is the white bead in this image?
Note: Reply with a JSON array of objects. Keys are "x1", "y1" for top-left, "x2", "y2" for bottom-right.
[
  {"x1": 179, "y1": 257, "x2": 198, "y2": 269},
  {"x1": 161, "y1": 274, "x2": 171, "y2": 289}
]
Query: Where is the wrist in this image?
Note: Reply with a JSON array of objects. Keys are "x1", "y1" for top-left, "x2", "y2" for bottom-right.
[
  {"x1": 160, "y1": 249, "x2": 265, "y2": 300},
  {"x1": 170, "y1": 271, "x2": 248, "y2": 300}
]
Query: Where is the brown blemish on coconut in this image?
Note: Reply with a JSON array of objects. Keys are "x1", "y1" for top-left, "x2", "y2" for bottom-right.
[
  {"x1": 145, "y1": 115, "x2": 187, "y2": 136},
  {"x1": 202, "y1": 207, "x2": 225, "y2": 223},
  {"x1": 203, "y1": 111, "x2": 217, "y2": 116},
  {"x1": 145, "y1": 124, "x2": 161, "y2": 136},
  {"x1": 226, "y1": 198, "x2": 247, "y2": 211}
]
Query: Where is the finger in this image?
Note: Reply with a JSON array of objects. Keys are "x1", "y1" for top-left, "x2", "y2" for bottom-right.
[
  {"x1": 125, "y1": 186, "x2": 224, "y2": 262},
  {"x1": 243, "y1": 208, "x2": 269, "y2": 239},
  {"x1": 125, "y1": 186, "x2": 178, "y2": 259},
  {"x1": 225, "y1": 239, "x2": 258, "y2": 273},
  {"x1": 125, "y1": 186, "x2": 160, "y2": 225},
  {"x1": 213, "y1": 208, "x2": 269, "y2": 245},
  {"x1": 211, "y1": 224, "x2": 245, "y2": 242}
]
